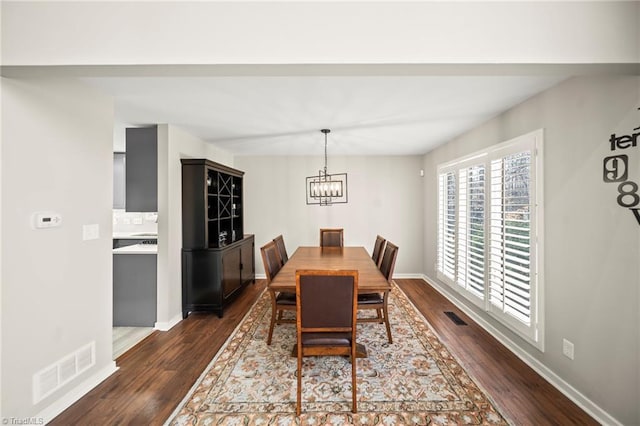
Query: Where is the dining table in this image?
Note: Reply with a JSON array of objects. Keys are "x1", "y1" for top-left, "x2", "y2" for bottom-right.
[{"x1": 268, "y1": 246, "x2": 392, "y2": 357}]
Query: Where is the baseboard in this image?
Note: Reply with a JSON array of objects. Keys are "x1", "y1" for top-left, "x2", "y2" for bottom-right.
[
  {"x1": 392, "y1": 273, "x2": 424, "y2": 279},
  {"x1": 155, "y1": 313, "x2": 183, "y2": 331},
  {"x1": 420, "y1": 274, "x2": 622, "y2": 426},
  {"x1": 256, "y1": 273, "x2": 267, "y2": 280},
  {"x1": 37, "y1": 361, "x2": 118, "y2": 424}
]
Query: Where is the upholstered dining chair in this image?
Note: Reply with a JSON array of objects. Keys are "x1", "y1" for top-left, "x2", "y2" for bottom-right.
[
  {"x1": 273, "y1": 234, "x2": 288, "y2": 266},
  {"x1": 357, "y1": 241, "x2": 398, "y2": 344},
  {"x1": 295, "y1": 269, "x2": 359, "y2": 416},
  {"x1": 319, "y1": 228, "x2": 344, "y2": 247},
  {"x1": 371, "y1": 235, "x2": 386, "y2": 267},
  {"x1": 260, "y1": 240, "x2": 295, "y2": 345},
  {"x1": 379, "y1": 242, "x2": 399, "y2": 283}
]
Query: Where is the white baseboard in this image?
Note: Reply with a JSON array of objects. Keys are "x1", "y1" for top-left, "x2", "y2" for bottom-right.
[
  {"x1": 37, "y1": 361, "x2": 118, "y2": 424},
  {"x1": 155, "y1": 313, "x2": 183, "y2": 331},
  {"x1": 420, "y1": 274, "x2": 621, "y2": 426},
  {"x1": 392, "y1": 273, "x2": 424, "y2": 279}
]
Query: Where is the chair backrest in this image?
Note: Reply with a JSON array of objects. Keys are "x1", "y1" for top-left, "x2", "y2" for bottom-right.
[
  {"x1": 371, "y1": 235, "x2": 386, "y2": 267},
  {"x1": 273, "y1": 234, "x2": 288, "y2": 265},
  {"x1": 296, "y1": 269, "x2": 358, "y2": 330},
  {"x1": 260, "y1": 240, "x2": 283, "y2": 283},
  {"x1": 319, "y1": 228, "x2": 344, "y2": 247},
  {"x1": 379, "y1": 242, "x2": 398, "y2": 283}
]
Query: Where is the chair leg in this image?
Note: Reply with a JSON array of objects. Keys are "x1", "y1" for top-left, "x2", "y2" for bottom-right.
[
  {"x1": 351, "y1": 348, "x2": 357, "y2": 413},
  {"x1": 376, "y1": 308, "x2": 383, "y2": 323},
  {"x1": 383, "y1": 293, "x2": 393, "y2": 344},
  {"x1": 297, "y1": 345, "x2": 303, "y2": 416},
  {"x1": 267, "y1": 292, "x2": 278, "y2": 345}
]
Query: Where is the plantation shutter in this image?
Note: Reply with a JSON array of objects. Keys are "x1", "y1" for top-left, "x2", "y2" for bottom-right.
[
  {"x1": 436, "y1": 130, "x2": 541, "y2": 347},
  {"x1": 438, "y1": 172, "x2": 457, "y2": 280},
  {"x1": 457, "y1": 165, "x2": 485, "y2": 299},
  {"x1": 489, "y1": 152, "x2": 532, "y2": 325}
]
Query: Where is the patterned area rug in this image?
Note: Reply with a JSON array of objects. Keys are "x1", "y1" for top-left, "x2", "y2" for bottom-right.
[{"x1": 166, "y1": 283, "x2": 509, "y2": 425}]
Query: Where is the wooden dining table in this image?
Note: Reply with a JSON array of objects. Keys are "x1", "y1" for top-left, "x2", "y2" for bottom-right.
[
  {"x1": 268, "y1": 246, "x2": 392, "y2": 357},
  {"x1": 268, "y1": 246, "x2": 391, "y2": 294}
]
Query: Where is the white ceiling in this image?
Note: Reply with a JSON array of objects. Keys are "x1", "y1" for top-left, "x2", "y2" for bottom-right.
[{"x1": 84, "y1": 73, "x2": 566, "y2": 156}]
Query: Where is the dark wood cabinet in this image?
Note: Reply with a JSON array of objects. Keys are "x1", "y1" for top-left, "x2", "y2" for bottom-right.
[
  {"x1": 181, "y1": 236, "x2": 254, "y2": 318},
  {"x1": 181, "y1": 159, "x2": 254, "y2": 318},
  {"x1": 181, "y1": 158, "x2": 244, "y2": 248}
]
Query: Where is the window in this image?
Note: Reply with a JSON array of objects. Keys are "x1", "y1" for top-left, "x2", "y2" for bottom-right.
[{"x1": 437, "y1": 130, "x2": 544, "y2": 349}]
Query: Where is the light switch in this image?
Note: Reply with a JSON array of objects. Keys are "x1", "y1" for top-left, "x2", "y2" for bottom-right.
[{"x1": 82, "y1": 224, "x2": 100, "y2": 241}]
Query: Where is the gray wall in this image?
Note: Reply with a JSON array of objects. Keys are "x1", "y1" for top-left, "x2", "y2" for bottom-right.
[
  {"x1": 1, "y1": 78, "x2": 115, "y2": 417},
  {"x1": 422, "y1": 76, "x2": 640, "y2": 425},
  {"x1": 234, "y1": 155, "x2": 424, "y2": 276},
  {"x1": 157, "y1": 124, "x2": 234, "y2": 329}
]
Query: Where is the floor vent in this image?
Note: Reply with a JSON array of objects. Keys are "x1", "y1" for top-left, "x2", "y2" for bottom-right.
[
  {"x1": 444, "y1": 311, "x2": 468, "y2": 326},
  {"x1": 33, "y1": 341, "x2": 95, "y2": 403}
]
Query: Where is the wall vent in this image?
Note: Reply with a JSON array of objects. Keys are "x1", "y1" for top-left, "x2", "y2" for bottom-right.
[
  {"x1": 444, "y1": 311, "x2": 468, "y2": 326},
  {"x1": 33, "y1": 341, "x2": 95, "y2": 403}
]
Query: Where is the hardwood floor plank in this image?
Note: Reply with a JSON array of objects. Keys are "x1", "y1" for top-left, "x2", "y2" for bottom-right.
[
  {"x1": 395, "y1": 279, "x2": 598, "y2": 426},
  {"x1": 50, "y1": 278, "x2": 597, "y2": 425}
]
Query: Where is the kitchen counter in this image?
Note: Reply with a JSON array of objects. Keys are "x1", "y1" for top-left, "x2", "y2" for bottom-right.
[
  {"x1": 113, "y1": 232, "x2": 158, "y2": 239},
  {"x1": 113, "y1": 243, "x2": 157, "y2": 254}
]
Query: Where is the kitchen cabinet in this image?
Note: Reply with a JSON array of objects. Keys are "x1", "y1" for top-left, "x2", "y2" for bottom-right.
[
  {"x1": 181, "y1": 159, "x2": 254, "y2": 318},
  {"x1": 113, "y1": 252, "x2": 157, "y2": 326},
  {"x1": 125, "y1": 126, "x2": 157, "y2": 212}
]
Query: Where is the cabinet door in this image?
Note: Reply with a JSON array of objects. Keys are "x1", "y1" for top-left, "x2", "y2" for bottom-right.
[
  {"x1": 240, "y1": 239, "x2": 255, "y2": 284},
  {"x1": 221, "y1": 247, "x2": 241, "y2": 298},
  {"x1": 126, "y1": 126, "x2": 157, "y2": 212}
]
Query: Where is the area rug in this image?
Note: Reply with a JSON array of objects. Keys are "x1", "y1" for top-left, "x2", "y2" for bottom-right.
[{"x1": 166, "y1": 283, "x2": 510, "y2": 425}]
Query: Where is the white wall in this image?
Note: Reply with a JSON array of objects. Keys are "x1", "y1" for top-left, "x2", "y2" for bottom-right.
[
  {"x1": 234, "y1": 155, "x2": 424, "y2": 276},
  {"x1": 1, "y1": 2, "x2": 638, "y2": 66},
  {"x1": 422, "y1": 76, "x2": 640, "y2": 425},
  {"x1": 0, "y1": 78, "x2": 115, "y2": 418},
  {"x1": 156, "y1": 124, "x2": 233, "y2": 329}
]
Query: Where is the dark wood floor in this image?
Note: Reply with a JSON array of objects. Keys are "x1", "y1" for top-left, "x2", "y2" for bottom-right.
[{"x1": 50, "y1": 278, "x2": 597, "y2": 425}]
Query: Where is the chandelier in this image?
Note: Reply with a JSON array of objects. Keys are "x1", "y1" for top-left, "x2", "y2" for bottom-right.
[{"x1": 306, "y1": 129, "x2": 348, "y2": 206}]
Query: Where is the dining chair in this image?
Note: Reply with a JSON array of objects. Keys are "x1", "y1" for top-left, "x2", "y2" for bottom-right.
[
  {"x1": 319, "y1": 228, "x2": 344, "y2": 247},
  {"x1": 273, "y1": 234, "x2": 288, "y2": 266},
  {"x1": 371, "y1": 235, "x2": 386, "y2": 267},
  {"x1": 260, "y1": 240, "x2": 295, "y2": 345},
  {"x1": 295, "y1": 269, "x2": 359, "y2": 416},
  {"x1": 357, "y1": 241, "x2": 398, "y2": 344}
]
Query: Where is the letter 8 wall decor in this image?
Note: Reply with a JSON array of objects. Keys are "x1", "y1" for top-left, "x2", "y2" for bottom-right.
[{"x1": 603, "y1": 107, "x2": 640, "y2": 226}]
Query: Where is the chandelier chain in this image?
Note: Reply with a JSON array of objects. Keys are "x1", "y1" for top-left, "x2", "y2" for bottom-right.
[{"x1": 324, "y1": 131, "x2": 328, "y2": 176}]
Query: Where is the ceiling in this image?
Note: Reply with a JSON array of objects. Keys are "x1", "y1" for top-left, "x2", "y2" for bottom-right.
[{"x1": 84, "y1": 73, "x2": 567, "y2": 156}]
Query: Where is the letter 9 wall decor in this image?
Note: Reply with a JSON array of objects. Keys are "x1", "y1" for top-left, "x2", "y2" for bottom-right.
[{"x1": 603, "y1": 107, "x2": 640, "y2": 225}]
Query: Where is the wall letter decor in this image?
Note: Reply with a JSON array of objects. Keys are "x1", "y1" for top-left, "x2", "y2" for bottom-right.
[{"x1": 603, "y1": 107, "x2": 640, "y2": 225}]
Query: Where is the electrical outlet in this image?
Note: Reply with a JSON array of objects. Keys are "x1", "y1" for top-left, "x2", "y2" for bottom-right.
[{"x1": 562, "y1": 338, "x2": 574, "y2": 360}]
